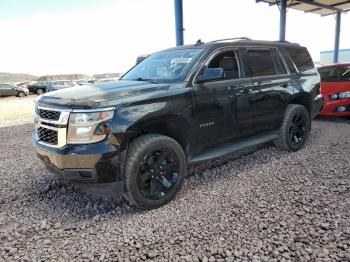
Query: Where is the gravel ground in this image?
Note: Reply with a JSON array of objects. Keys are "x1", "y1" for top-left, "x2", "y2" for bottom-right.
[
  {"x1": 0, "y1": 95, "x2": 36, "y2": 127},
  {"x1": 0, "y1": 116, "x2": 349, "y2": 261}
]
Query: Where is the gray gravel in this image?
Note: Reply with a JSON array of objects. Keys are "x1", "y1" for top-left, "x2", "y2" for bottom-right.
[{"x1": 0, "y1": 117, "x2": 349, "y2": 261}]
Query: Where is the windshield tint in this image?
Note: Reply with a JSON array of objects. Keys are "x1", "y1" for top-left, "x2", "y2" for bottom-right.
[
  {"x1": 319, "y1": 66, "x2": 350, "y2": 82},
  {"x1": 122, "y1": 48, "x2": 203, "y2": 83}
]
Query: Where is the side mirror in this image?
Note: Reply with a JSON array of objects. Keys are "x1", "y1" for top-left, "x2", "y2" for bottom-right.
[{"x1": 196, "y1": 67, "x2": 224, "y2": 83}]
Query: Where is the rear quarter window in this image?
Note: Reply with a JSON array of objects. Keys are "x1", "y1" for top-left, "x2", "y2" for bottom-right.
[{"x1": 285, "y1": 47, "x2": 314, "y2": 72}]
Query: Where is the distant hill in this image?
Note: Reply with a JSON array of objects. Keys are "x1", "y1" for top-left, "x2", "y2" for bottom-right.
[
  {"x1": 38, "y1": 74, "x2": 90, "y2": 81},
  {"x1": 0, "y1": 73, "x2": 38, "y2": 83}
]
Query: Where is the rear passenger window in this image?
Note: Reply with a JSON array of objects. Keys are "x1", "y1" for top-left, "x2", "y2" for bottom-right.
[
  {"x1": 245, "y1": 49, "x2": 276, "y2": 77},
  {"x1": 285, "y1": 47, "x2": 314, "y2": 72}
]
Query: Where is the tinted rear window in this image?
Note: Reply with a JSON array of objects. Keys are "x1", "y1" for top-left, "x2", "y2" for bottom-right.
[
  {"x1": 318, "y1": 66, "x2": 350, "y2": 82},
  {"x1": 285, "y1": 47, "x2": 314, "y2": 72},
  {"x1": 245, "y1": 49, "x2": 276, "y2": 77}
]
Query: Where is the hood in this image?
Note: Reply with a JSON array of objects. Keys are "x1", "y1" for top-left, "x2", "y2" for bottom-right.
[
  {"x1": 321, "y1": 81, "x2": 350, "y2": 95},
  {"x1": 36, "y1": 80, "x2": 175, "y2": 109}
]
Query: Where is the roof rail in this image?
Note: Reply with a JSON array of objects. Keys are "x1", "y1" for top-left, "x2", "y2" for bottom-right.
[
  {"x1": 274, "y1": 40, "x2": 300, "y2": 45},
  {"x1": 210, "y1": 37, "x2": 252, "y2": 43}
]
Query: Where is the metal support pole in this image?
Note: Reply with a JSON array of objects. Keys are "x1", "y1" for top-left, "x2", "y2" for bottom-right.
[
  {"x1": 279, "y1": 0, "x2": 287, "y2": 41},
  {"x1": 333, "y1": 12, "x2": 341, "y2": 63},
  {"x1": 174, "y1": 0, "x2": 184, "y2": 46}
]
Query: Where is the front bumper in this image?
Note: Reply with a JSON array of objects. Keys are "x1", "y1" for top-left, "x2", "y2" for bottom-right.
[
  {"x1": 33, "y1": 135, "x2": 125, "y2": 197},
  {"x1": 318, "y1": 96, "x2": 350, "y2": 117},
  {"x1": 311, "y1": 94, "x2": 323, "y2": 119}
]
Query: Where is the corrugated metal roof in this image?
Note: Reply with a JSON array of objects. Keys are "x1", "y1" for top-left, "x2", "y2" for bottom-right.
[{"x1": 257, "y1": 0, "x2": 350, "y2": 16}]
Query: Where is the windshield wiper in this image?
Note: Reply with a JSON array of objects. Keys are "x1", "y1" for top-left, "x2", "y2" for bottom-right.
[{"x1": 133, "y1": 77, "x2": 158, "y2": 84}]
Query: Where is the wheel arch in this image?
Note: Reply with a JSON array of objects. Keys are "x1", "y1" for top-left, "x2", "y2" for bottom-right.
[
  {"x1": 288, "y1": 93, "x2": 312, "y2": 115},
  {"x1": 133, "y1": 115, "x2": 191, "y2": 157},
  {"x1": 111, "y1": 102, "x2": 193, "y2": 160}
]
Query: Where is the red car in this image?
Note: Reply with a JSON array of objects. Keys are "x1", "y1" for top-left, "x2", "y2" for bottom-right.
[{"x1": 318, "y1": 63, "x2": 350, "y2": 117}]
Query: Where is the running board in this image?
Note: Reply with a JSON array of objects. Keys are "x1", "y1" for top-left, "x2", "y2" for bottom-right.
[{"x1": 190, "y1": 132, "x2": 278, "y2": 163}]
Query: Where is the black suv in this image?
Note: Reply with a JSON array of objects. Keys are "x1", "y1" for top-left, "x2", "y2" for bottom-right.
[{"x1": 33, "y1": 38, "x2": 322, "y2": 209}]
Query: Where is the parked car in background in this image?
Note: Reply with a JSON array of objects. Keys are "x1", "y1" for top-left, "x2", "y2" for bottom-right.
[
  {"x1": 77, "y1": 80, "x2": 90, "y2": 86},
  {"x1": 33, "y1": 38, "x2": 322, "y2": 209},
  {"x1": 51, "y1": 81, "x2": 77, "y2": 91},
  {"x1": 95, "y1": 78, "x2": 117, "y2": 83},
  {"x1": 27, "y1": 82, "x2": 49, "y2": 95},
  {"x1": 0, "y1": 83, "x2": 29, "y2": 97},
  {"x1": 318, "y1": 63, "x2": 350, "y2": 117},
  {"x1": 17, "y1": 82, "x2": 32, "y2": 89},
  {"x1": 87, "y1": 80, "x2": 98, "y2": 84}
]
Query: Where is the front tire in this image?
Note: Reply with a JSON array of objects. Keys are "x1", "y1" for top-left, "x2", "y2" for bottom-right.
[
  {"x1": 17, "y1": 91, "x2": 25, "y2": 97},
  {"x1": 37, "y1": 89, "x2": 44, "y2": 95},
  {"x1": 124, "y1": 134, "x2": 186, "y2": 209},
  {"x1": 274, "y1": 104, "x2": 311, "y2": 151}
]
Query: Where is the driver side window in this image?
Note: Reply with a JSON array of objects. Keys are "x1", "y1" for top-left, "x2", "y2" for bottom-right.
[{"x1": 208, "y1": 50, "x2": 240, "y2": 80}]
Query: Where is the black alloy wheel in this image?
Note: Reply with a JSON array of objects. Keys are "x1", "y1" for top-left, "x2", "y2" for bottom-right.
[
  {"x1": 289, "y1": 112, "x2": 307, "y2": 146},
  {"x1": 124, "y1": 134, "x2": 186, "y2": 209},
  {"x1": 137, "y1": 148, "x2": 180, "y2": 200},
  {"x1": 274, "y1": 104, "x2": 310, "y2": 151}
]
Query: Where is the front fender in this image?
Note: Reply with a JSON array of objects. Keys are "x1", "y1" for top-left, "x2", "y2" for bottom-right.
[{"x1": 112, "y1": 102, "x2": 168, "y2": 133}]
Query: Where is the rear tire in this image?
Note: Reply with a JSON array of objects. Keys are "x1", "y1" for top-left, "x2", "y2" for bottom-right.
[
  {"x1": 37, "y1": 89, "x2": 44, "y2": 95},
  {"x1": 274, "y1": 104, "x2": 311, "y2": 151},
  {"x1": 17, "y1": 91, "x2": 25, "y2": 97},
  {"x1": 124, "y1": 134, "x2": 186, "y2": 209}
]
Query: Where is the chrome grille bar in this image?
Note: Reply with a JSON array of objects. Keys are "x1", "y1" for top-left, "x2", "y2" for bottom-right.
[{"x1": 34, "y1": 106, "x2": 72, "y2": 148}]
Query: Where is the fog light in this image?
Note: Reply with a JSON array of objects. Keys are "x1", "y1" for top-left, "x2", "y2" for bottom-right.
[
  {"x1": 330, "y1": 94, "x2": 338, "y2": 100},
  {"x1": 337, "y1": 106, "x2": 346, "y2": 112}
]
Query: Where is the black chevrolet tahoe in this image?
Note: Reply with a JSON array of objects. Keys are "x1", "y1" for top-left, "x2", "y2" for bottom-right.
[{"x1": 33, "y1": 38, "x2": 322, "y2": 209}]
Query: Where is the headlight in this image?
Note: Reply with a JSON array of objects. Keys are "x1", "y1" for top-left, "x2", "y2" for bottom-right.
[
  {"x1": 330, "y1": 93, "x2": 338, "y2": 100},
  {"x1": 67, "y1": 109, "x2": 114, "y2": 144},
  {"x1": 338, "y1": 91, "x2": 350, "y2": 99}
]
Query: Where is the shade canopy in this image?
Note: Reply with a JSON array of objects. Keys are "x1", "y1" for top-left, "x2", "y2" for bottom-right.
[{"x1": 257, "y1": 0, "x2": 350, "y2": 16}]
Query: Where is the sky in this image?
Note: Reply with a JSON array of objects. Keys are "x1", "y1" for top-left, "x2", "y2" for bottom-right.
[{"x1": 0, "y1": 0, "x2": 349, "y2": 76}]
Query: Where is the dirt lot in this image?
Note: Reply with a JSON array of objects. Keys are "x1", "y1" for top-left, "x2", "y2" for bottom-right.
[
  {"x1": 0, "y1": 95, "x2": 36, "y2": 127},
  {"x1": 0, "y1": 97, "x2": 349, "y2": 261}
]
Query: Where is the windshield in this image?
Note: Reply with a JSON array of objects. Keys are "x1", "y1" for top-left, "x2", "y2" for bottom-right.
[
  {"x1": 319, "y1": 66, "x2": 350, "y2": 82},
  {"x1": 122, "y1": 48, "x2": 204, "y2": 83}
]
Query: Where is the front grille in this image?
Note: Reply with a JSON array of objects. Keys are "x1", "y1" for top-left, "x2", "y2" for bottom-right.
[
  {"x1": 37, "y1": 108, "x2": 60, "y2": 121},
  {"x1": 38, "y1": 127, "x2": 58, "y2": 145}
]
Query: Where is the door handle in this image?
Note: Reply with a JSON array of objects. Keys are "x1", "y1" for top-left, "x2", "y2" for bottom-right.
[{"x1": 281, "y1": 83, "x2": 290, "y2": 88}]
